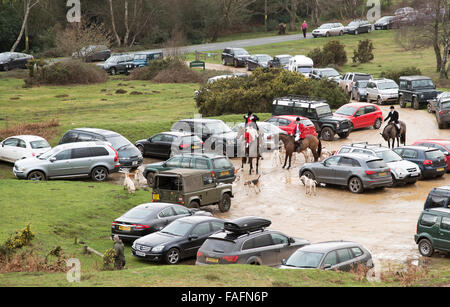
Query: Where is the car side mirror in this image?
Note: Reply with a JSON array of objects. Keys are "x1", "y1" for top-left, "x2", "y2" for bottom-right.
[
  {"x1": 189, "y1": 235, "x2": 198, "y2": 240},
  {"x1": 162, "y1": 162, "x2": 167, "y2": 167},
  {"x1": 288, "y1": 237, "x2": 295, "y2": 245},
  {"x1": 444, "y1": 151, "x2": 449, "y2": 156},
  {"x1": 323, "y1": 264, "x2": 332, "y2": 270},
  {"x1": 49, "y1": 157, "x2": 56, "y2": 162},
  {"x1": 282, "y1": 259, "x2": 287, "y2": 265}
]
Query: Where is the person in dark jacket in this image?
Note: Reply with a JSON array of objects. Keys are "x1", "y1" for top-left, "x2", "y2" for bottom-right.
[
  {"x1": 113, "y1": 235, "x2": 126, "y2": 270},
  {"x1": 384, "y1": 105, "x2": 400, "y2": 133}
]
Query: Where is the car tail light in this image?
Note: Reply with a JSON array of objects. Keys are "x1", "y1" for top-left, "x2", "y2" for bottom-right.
[
  {"x1": 423, "y1": 160, "x2": 433, "y2": 166},
  {"x1": 365, "y1": 170, "x2": 377, "y2": 175},
  {"x1": 211, "y1": 171, "x2": 216, "y2": 178},
  {"x1": 108, "y1": 145, "x2": 119, "y2": 162},
  {"x1": 133, "y1": 224, "x2": 150, "y2": 229},
  {"x1": 179, "y1": 144, "x2": 189, "y2": 149},
  {"x1": 32, "y1": 153, "x2": 36, "y2": 157},
  {"x1": 222, "y1": 255, "x2": 238, "y2": 263},
  {"x1": 112, "y1": 221, "x2": 118, "y2": 226},
  {"x1": 267, "y1": 135, "x2": 272, "y2": 140},
  {"x1": 197, "y1": 251, "x2": 204, "y2": 258}
]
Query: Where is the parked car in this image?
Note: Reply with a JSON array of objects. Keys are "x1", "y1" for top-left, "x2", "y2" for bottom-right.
[
  {"x1": 221, "y1": 48, "x2": 251, "y2": 67},
  {"x1": 334, "y1": 103, "x2": 383, "y2": 130},
  {"x1": 279, "y1": 241, "x2": 373, "y2": 271},
  {"x1": 72, "y1": 45, "x2": 110, "y2": 62},
  {"x1": 196, "y1": 217, "x2": 309, "y2": 266},
  {"x1": 350, "y1": 80, "x2": 369, "y2": 102},
  {"x1": 231, "y1": 122, "x2": 288, "y2": 153},
  {"x1": 344, "y1": 20, "x2": 372, "y2": 35},
  {"x1": 268, "y1": 55, "x2": 292, "y2": 69},
  {"x1": 265, "y1": 115, "x2": 317, "y2": 137},
  {"x1": 288, "y1": 55, "x2": 314, "y2": 78},
  {"x1": 152, "y1": 169, "x2": 233, "y2": 213},
  {"x1": 398, "y1": 76, "x2": 441, "y2": 110},
  {"x1": 393, "y1": 146, "x2": 447, "y2": 179},
  {"x1": 194, "y1": 73, "x2": 248, "y2": 99},
  {"x1": 59, "y1": 128, "x2": 143, "y2": 169},
  {"x1": 0, "y1": 135, "x2": 51, "y2": 163},
  {"x1": 97, "y1": 54, "x2": 134, "y2": 75},
  {"x1": 366, "y1": 79, "x2": 399, "y2": 105},
  {"x1": 310, "y1": 68, "x2": 341, "y2": 83},
  {"x1": 13, "y1": 141, "x2": 119, "y2": 181},
  {"x1": 127, "y1": 51, "x2": 163, "y2": 69},
  {"x1": 0, "y1": 52, "x2": 33, "y2": 71},
  {"x1": 300, "y1": 153, "x2": 393, "y2": 193},
  {"x1": 132, "y1": 216, "x2": 225, "y2": 264},
  {"x1": 272, "y1": 96, "x2": 353, "y2": 141},
  {"x1": 337, "y1": 143, "x2": 421, "y2": 186},
  {"x1": 412, "y1": 139, "x2": 450, "y2": 171},
  {"x1": 427, "y1": 92, "x2": 450, "y2": 129},
  {"x1": 135, "y1": 132, "x2": 203, "y2": 159},
  {"x1": 424, "y1": 186, "x2": 450, "y2": 210},
  {"x1": 246, "y1": 54, "x2": 273, "y2": 71},
  {"x1": 143, "y1": 153, "x2": 236, "y2": 187},
  {"x1": 112, "y1": 203, "x2": 212, "y2": 242},
  {"x1": 374, "y1": 16, "x2": 396, "y2": 30},
  {"x1": 340, "y1": 72, "x2": 373, "y2": 94},
  {"x1": 312, "y1": 23, "x2": 345, "y2": 37},
  {"x1": 414, "y1": 208, "x2": 450, "y2": 257}
]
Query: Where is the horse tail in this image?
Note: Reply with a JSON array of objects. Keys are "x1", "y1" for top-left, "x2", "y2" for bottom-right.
[
  {"x1": 318, "y1": 139, "x2": 322, "y2": 158},
  {"x1": 401, "y1": 132, "x2": 406, "y2": 145}
]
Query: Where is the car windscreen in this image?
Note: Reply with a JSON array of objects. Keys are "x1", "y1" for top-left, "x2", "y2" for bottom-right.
[
  {"x1": 298, "y1": 67, "x2": 313, "y2": 74},
  {"x1": 285, "y1": 251, "x2": 324, "y2": 268},
  {"x1": 354, "y1": 74, "x2": 372, "y2": 81},
  {"x1": 30, "y1": 140, "x2": 50, "y2": 149},
  {"x1": 208, "y1": 122, "x2": 232, "y2": 134},
  {"x1": 347, "y1": 21, "x2": 359, "y2": 27},
  {"x1": 0, "y1": 53, "x2": 11, "y2": 61},
  {"x1": 356, "y1": 81, "x2": 369, "y2": 88},
  {"x1": 212, "y1": 157, "x2": 233, "y2": 169},
  {"x1": 377, "y1": 17, "x2": 391, "y2": 23},
  {"x1": 234, "y1": 49, "x2": 249, "y2": 56},
  {"x1": 38, "y1": 147, "x2": 60, "y2": 160},
  {"x1": 376, "y1": 150, "x2": 403, "y2": 163},
  {"x1": 319, "y1": 24, "x2": 332, "y2": 29},
  {"x1": 122, "y1": 207, "x2": 157, "y2": 220},
  {"x1": 336, "y1": 106, "x2": 357, "y2": 116},
  {"x1": 160, "y1": 220, "x2": 192, "y2": 237},
  {"x1": 278, "y1": 57, "x2": 290, "y2": 64},
  {"x1": 442, "y1": 101, "x2": 450, "y2": 109},
  {"x1": 321, "y1": 69, "x2": 339, "y2": 77},
  {"x1": 425, "y1": 150, "x2": 444, "y2": 160},
  {"x1": 201, "y1": 239, "x2": 235, "y2": 253},
  {"x1": 157, "y1": 176, "x2": 183, "y2": 191},
  {"x1": 367, "y1": 159, "x2": 388, "y2": 169},
  {"x1": 106, "y1": 135, "x2": 132, "y2": 150},
  {"x1": 181, "y1": 135, "x2": 202, "y2": 144},
  {"x1": 256, "y1": 55, "x2": 272, "y2": 62},
  {"x1": 412, "y1": 79, "x2": 434, "y2": 88},
  {"x1": 316, "y1": 105, "x2": 332, "y2": 117},
  {"x1": 105, "y1": 56, "x2": 119, "y2": 63},
  {"x1": 378, "y1": 82, "x2": 398, "y2": 90}
]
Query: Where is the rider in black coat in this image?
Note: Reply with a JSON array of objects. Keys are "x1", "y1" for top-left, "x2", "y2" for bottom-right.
[{"x1": 384, "y1": 106, "x2": 400, "y2": 133}]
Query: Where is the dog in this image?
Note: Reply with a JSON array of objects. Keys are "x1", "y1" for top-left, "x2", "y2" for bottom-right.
[
  {"x1": 244, "y1": 175, "x2": 262, "y2": 194},
  {"x1": 123, "y1": 173, "x2": 136, "y2": 194},
  {"x1": 272, "y1": 149, "x2": 282, "y2": 167},
  {"x1": 320, "y1": 149, "x2": 335, "y2": 161},
  {"x1": 300, "y1": 175, "x2": 317, "y2": 196},
  {"x1": 133, "y1": 169, "x2": 147, "y2": 188}
]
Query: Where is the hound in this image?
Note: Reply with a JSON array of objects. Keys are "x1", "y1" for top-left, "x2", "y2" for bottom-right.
[
  {"x1": 320, "y1": 149, "x2": 335, "y2": 161},
  {"x1": 133, "y1": 169, "x2": 147, "y2": 188},
  {"x1": 123, "y1": 173, "x2": 136, "y2": 194},
  {"x1": 272, "y1": 149, "x2": 282, "y2": 167},
  {"x1": 300, "y1": 175, "x2": 317, "y2": 196},
  {"x1": 244, "y1": 175, "x2": 262, "y2": 194}
]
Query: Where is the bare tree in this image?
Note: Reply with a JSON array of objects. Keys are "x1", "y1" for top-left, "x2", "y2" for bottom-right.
[
  {"x1": 10, "y1": 0, "x2": 39, "y2": 52},
  {"x1": 284, "y1": 0, "x2": 298, "y2": 31},
  {"x1": 108, "y1": 0, "x2": 122, "y2": 46}
]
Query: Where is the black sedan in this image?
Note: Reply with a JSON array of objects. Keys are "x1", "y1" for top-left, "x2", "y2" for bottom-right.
[
  {"x1": 246, "y1": 54, "x2": 273, "y2": 71},
  {"x1": 344, "y1": 20, "x2": 372, "y2": 35},
  {"x1": 97, "y1": 54, "x2": 134, "y2": 75},
  {"x1": 112, "y1": 203, "x2": 212, "y2": 242},
  {"x1": 132, "y1": 216, "x2": 225, "y2": 264},
  {"x1": 0, "y1": 52, "x2": 33, "y2": 71},
  {"x1": 135, "y1": 132, "x2": 203, "y2": 159},
  {"x1": 374, "y1": 16, "x2": 395, "y2": 30}
]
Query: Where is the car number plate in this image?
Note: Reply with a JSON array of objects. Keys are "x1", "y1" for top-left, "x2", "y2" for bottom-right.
[
  {"x1": 379, "y1": 172, "x2": 387, "y2": 177},
  {"x1": 135, "y1": 251, "x2": 146, "y2": 257},
  {"x1": 119, "y1": 226, "x2": 131, "y2": 231},
  {"x1": 342, "y1": 129, "x2": 349, "y2": 132},
  {"x1": 206, "y1": 257, "x2": 219, "y2": 263},
  {"x1": 220, "y1": 171, "x2": 230, "y2": 176},
  {"x1": 132, "y1": 161, "x2": 138, "y2": 166},
  {"x1": 192, "y1": 145, "x2": 200, "y2": 149},
  {"x1": 437, "y1": 168, "x2": 445, "y2": 172},
  {"x1": 153, "y1": 194, "x2": 160, "y2": 201}
]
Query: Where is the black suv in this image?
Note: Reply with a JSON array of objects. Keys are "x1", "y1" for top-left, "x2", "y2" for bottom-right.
[
  {"x1": 97, "y1": 54, "x2": 134, "y2": 75},
  {"x1": 428, "y1": 92, "x2": 450, "y2": 129},
  {"x1": 196, "y1": 217, "x2": 309, "y2": 266},
  {"x1": 424, "y1": 186, "x2": 450, "y2": 210},
  {"x1": 221, "y1": 48, "x2": 251, "y2": 68},
  {"x1": 398, "y1": 76, "x2": 441, "y2": 110},
  {"x1": 272, "y1": 96, "x2": 353, "y2": 141},
  {"x1": 59, "y1": 128, "x2": 143, "y2": 169}
]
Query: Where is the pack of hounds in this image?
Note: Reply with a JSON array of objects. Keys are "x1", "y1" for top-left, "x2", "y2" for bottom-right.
[{"x1": 121, "y1": 169, "x2": 148, "y2": 194}]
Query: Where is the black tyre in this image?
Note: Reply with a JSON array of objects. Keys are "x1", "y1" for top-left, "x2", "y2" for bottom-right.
[
  {"x1": 218, "y1": 193, "x2": 231, "y2": 213},
  {"x1": 348, "y1": 177, "x2": 364, "y2": 194},
  {"x1": 222, "y1": 58, "x2": 227, "y2": 66},
  {"x1": 110, "y1": 68, "x2": 116, "y2": 75},
  {"x1": 377, "y1": 97, "x2": 383, "y2": 105},
  {"x1": 301, "y1": 170, "x2": 316, "y2": 181},
  {"x1": 338, "y1": 131, "x2": 350, "y2": 139},
  {"x1": 234, "y1": 59, "x2": 238, "y2": 68},
  {"x1": 418, "y1": 239, "x2": 434, "y2": 257},
  {"x1": 326, "y1": 32, "x2": 330, "y2": 37},
  {"x1": 137, "y1": 145, "x2": 145, "y2": 156},
  {"x1": 188, "y1": 200, "x2": 200, "y2": 209},
  {"x1": 321, "y1": 127, "x2": 335, "y2": 141},
  {"x1": 146, "y1": 172, "x2": 156, "y2": 188},
  {"x1": 412, "y1": 97, "x2": 420, "y2": 110},
  {"x1": 355, "y1": 30, "x2": 359, "y2": 35},
  {"x1": 390, "y1": 174, "x2": 398, "y2": 187},
  {"x1": 91, "y1": 166, "x2": 108, "y2": 182},
  {"x1": 373, "y1": 118, "x2": 382, "y2": 130},
  {"x1": 399, "y1": 96, "x2": 406, "y2": 108},
  {"x1": 27, "y1": 170, "x2": 45, "y2": 181},
  {"x1": 165, "y1": 248, "x2": 181, "y2": 265},
  {"x1": 4, "y1": 64, "x2": 9, "y2": 71},
  {"x1": 427, "y1": 103, "x2": 433, "y2": 113}
]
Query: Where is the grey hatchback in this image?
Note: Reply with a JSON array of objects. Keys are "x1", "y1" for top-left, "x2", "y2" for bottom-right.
[
  {"x1": 13, "y1": 141, "x2": 120, "y2": 181},
  {"x1": 300, "y1": 153, "x2": 393, "y2": 193},
  {"x1": 279, "y1": 241, "x2": 373, "y2": 272}
]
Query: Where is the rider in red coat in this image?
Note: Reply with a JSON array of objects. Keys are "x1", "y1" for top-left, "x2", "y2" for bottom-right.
[{"x1": 292, "y1": 117, "x2": 306, "y2": 151}]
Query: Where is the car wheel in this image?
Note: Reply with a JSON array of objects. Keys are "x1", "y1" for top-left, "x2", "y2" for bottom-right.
[
  {"x1": 3, "y1": 64, "x2": 9, "y2": 71},
  {"x1": 338, "y1": 131, "x2": 350, "y2": 139},
  {"x1": 340, "y1": 31, "x2": 344, "y2": 36},
  {"x1": 91, "y1": 166, "x2": 108, "y2": 182},
  {"x1": 234, "y1": 59, "x2": 238, "y2": 68},
  {"x1": 218, "y1": 193, "x2": 231, "y2": 213},
  {"x1": 313, "y1": 35, "x2": 317, "y2": 38},
  {"x1": 355, "y1": 30, "x2": 359, "y2": 35},
  {"x1": 377, "y1": 97, "x2": 383, "y2": 105},
  {"x1": 27, "y1": 170, "x2": 45, "y2": 181},
  {"x1": 222, "y1": 58, "x2": 227, "y2": 66},
  {"x1": 110, "y1": 68, "x2": 116, "y2": 76},
  {"x1": 390, "y1": 174, "x2": 398, "y2": 187},
  {"x1": 321, "y1": 127, "x2": 335, "y2": 141},
  {"x1": 137, "y1": 145, "x2": 145, "y2": 156},
  {"x1": 418, "y1": 239, "x2": 434, "y2": 257},
  {"x1": 301, "y1": 170, "x2": 316, "y2": 181},
  {"x1": 188, "y1": 200, "x2": 200, "y2": 209},
  {"x1": 357, "y1": 94, "x2": 362, "y2": 102},
  {"x1": 146, "y1": 172, "x2": 156, "y2": 188},
  {"x1": 373, "y1": 118, "x2": 382, "y2": 130},
  {"x1": 399, "y1": 96, "x2": 406, "y2": 108},
  {"x1": 427, "y1": 103, "x2": 433, "y2": 113},
  {"x1": 165, "y1": 248, "x2": 180, "y2": 265},
  {"x1": 326, "y1": 32, "x2": 330, "y2": 37},
  {"x1": 348, "y1": 177, "x2": 364, "y2": 194},
  {"x1": 412, "y1": 97, "x2": 420, "y2": 110}
]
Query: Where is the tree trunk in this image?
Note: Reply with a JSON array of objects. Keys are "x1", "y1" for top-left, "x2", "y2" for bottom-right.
[
  {"x1": 124, "y1": 0, "x2": 130, "y2": 46},
  {"x1": 109, "y1": 0, "x2": 122, "y2": 47},
  {"x1": 11, "y1": 0, "x2": 35, "y2": 52}
]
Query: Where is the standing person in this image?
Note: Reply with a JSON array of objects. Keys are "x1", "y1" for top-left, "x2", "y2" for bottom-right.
[
  {"x1": 384, "y1": 105, "x2": 400, "y2": 133},
  {"x1": 301, "y1": 21, "x2": 308, "y2": 38},
  {"x1": 113, "y1": 235, "x2": 125, "y2": 270}
]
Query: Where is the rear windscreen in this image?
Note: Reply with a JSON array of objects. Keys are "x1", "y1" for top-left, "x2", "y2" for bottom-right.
[
  {"x1": 201, "y1": 239, "x2": 235, "y2": 253},
  {"x1": 367, "y1": 160, "x2": 387, "y2": 169},
  {"x1": 157, "y1": 176, "x2": 182, "y2": 190},
  {"x1": 212, "y1": 158, "x2": 233, "y2": 169},
  {"x1": 354, "y1": 74, "x2": 371, "y2": 81},
  {"x1": 425, "y1": 150, "x2": 444, "y2": 160}
]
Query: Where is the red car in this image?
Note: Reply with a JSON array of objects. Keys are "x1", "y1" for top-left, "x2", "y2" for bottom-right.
[
  {"x1": 412, "y1": 139, "x2": 450, "y2": 171},
  {"x1": 265, "y1": 115, "x2": 318, "y2": 137},
  {"x1": 334, "y1": 103, "x2": 383, "y2": 130}
]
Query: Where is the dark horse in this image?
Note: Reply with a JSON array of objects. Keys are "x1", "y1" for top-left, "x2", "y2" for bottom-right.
[
  {"x1": 278, "y1": 134, "x2": 322, "y2": 169},
  {"x1": 381, "y1": 121, "x2": 407, "y2": 149},
  {"x1": 237, "y1": 126, "x2": 263, "y2": 175}
]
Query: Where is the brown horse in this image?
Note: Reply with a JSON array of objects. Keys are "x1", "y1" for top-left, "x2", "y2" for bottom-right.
[
  {"x1": 278, "y1": 134, "x2": 322, "y2": 169},
  {"x1": 237, "y1": 126, "x2": 264, "y2": 175},
  {"x1": 381, "y1": 121, "x2": 406, "y2": 149}
]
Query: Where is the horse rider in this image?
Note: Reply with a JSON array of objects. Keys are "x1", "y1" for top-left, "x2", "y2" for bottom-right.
[
  {"x1": 244, "y1": 111, "x2": 260, "y2": 147},
  {"x1": 293, "y1": 117, "x2": 306, "y2": 151},
  {"x1": 384, "y1": 105, "x2": 400, "y2": 134}
]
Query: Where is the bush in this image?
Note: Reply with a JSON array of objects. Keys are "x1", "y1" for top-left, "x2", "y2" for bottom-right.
[
  {"x1": 308, "y1": 40, "x2": 347, "y2": 67},
  {"x1": 380, "y1": 67, "x2": 422, "y2": 84},
  {"x1": 352, "y1": 39, "x2": 374, "y2": 64},
  {"x1": 0, "y1": 224, "x2": 35, "y2": 258},
  {"x1": 102, "y1": 248, "x2": 116, "y2": 271},
  {"x1": 195, "y1": 68, "x2": 348, "y2": 116}
]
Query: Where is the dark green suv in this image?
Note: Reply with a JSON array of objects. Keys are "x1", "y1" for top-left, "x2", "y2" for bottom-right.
[
  {"x1": 415, "y1": 208, "x2": 450, "y2": 257},
  {"x1": 143, "y1": 154, "x2": 236, "y2": 187}
]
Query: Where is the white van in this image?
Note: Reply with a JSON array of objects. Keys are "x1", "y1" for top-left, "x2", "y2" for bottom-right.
[{"x1": 288, "y1": 55, "x2": 314, "y2": 78}]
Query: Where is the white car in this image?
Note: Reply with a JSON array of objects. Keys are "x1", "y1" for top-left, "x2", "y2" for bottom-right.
[
  {"x1": 366, "y1": 79, "x2": 399, "y2": 105},
  {"x1": 0, "y1": 135, "x2": 51, "y2": 163},
  {"x1": 312, "y1": 23, "x2": 345, "y2": 38}
]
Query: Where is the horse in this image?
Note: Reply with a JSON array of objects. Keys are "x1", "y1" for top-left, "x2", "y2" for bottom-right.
[
  {"x1": 278, "y1": 134, "x2": 322, "y2": 169},
  {"x1": 381, "y1": 121, "x2": 406, "y2": 149},
  {"x1": 236, "y1": 125, "x2": 264, "y2": 175}
]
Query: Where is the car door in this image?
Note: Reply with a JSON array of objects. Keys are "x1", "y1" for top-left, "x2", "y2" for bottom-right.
[
  {"x1": 352, "y1": 107, "x2": 366, "y2": 129},
  {"x1": 182, "y1": 221, "x2": 216, "y2": 258},
  {"x1": 334, "y1": 157, "x2": 358, "y2": 185},
  {"x1": 364, "y1": 106, "x2": 379, "y2": 127},
  {"x1": 147, "y1": 134, "x2": 165, "y2": 156},
  {"x1": 71, "y1": 147, "x2": 94, "y2": 175},
  {"x1": 14, "y1": 138, "x2": 29, "y2": 160},
  {"x1": 318, "y1": 155, "x2": 341, "y2": 183},
  {"x1": 270, "y1": 233, "x2": 294, "y2": 265},
  {"x1": 0, "y1": 138, "x2": 19, "y2": 162},
  {"x1": 247, "y1": 233, "x2": 278, "y2": 266},
  {"x1": 437, "y1": 217, "x2": 450, "y2": 251},
  {"x1": 157, "y1": 207, "x2": 179, "y2": 228},
  {"x1": 47, "y1": 149, "x2": 73, "y2": 177},
  {"x1": 321, "y1": 250, "x2": 338, "y2": 270},
  {"x1": 335, "y1": 248, "x2": 355, "y2": 272},
  {"x1": 366, "y1": 82, "x2": 375, "y2": 101}
]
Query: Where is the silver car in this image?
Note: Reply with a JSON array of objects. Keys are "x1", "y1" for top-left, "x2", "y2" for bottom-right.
[
  {"x1": 366, "y1": 79, "x2": 399, "y2": 105},
  {"x1": 300, "y1": 153, "x2": 393, "y2": 193},
  {"x1": 13, "y1": 141, "x2": 120, "y2": 181},
  {"x1": 312, "y1": 23, "x2": 345, "y2": 37}
]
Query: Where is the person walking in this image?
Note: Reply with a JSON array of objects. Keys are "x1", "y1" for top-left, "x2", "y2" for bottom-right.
[
  {"x1": 301, "y1": 21, "x2": 308, "y2": 38},
  {"x1": 113, "y1": 235, "x2": 126, "y2": 270}
]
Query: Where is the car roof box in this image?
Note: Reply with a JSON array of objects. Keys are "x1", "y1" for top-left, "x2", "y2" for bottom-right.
[{"x1": 224, "y1": 216, "x2": 271, "y2": 234}]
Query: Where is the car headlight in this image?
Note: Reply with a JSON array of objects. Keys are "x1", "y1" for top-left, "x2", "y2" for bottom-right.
[
  {"x1": 152, "y1": 245, "x2": 165, "y2": 252},
  {"x1": 336, "y1": 123, "x2": 340, "y2": 129},
  {"x1": 420, "y1": 94, "x2": 424, "y2": 98}
]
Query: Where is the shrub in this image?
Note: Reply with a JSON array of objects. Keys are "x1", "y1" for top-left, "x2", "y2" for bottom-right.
[
  {"x1": 352, "y1": 39, "x2": 374, "y2": 64},
  {"x1": 0, "y1": 224, "x2": 35, "y2": 258},
  {"x1": 380, "y1": 67, "x2": 422, "y2": 84},
  {"x1": 102, "y1": 248, "x2": 116, "y2": 271},
  {"x1": 308, "y1": 40, "x2": 347, "y2": 67}
]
